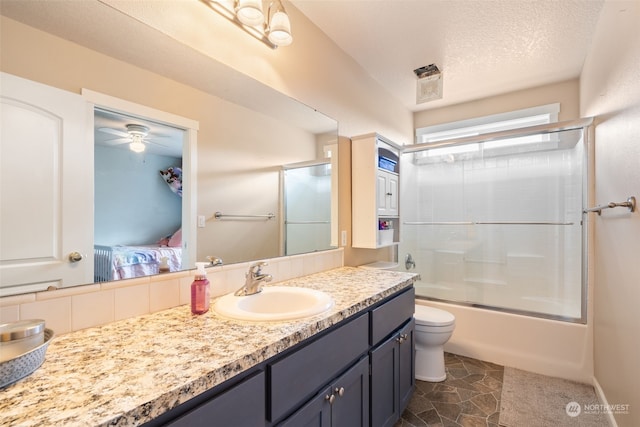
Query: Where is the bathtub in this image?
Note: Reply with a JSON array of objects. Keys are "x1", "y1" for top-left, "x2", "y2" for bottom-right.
[{"x1": 416, "y1": 297, "x2": 593, "y2": 383}]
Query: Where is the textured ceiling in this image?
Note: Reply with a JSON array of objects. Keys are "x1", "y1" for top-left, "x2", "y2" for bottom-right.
[{"x1": 291, "y1": 0, "x2": 605, "y2": 111}]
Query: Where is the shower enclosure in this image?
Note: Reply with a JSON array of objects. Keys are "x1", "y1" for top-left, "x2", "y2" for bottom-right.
[
  {"x1": 282, "y1": 161, "x2": 333, "y2": 256},
  {"x1": 400, "y1": 119, "x2": 591, "y2": 322}
]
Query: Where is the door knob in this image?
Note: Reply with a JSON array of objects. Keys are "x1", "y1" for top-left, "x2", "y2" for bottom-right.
[{"x1": 68, "y1": 251, "x2": 83, "y2": 262}]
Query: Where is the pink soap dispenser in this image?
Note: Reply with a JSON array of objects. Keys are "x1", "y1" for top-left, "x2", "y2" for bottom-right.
[{"x1": 191, "y1": 262, "x2": 210, "y2": 315}]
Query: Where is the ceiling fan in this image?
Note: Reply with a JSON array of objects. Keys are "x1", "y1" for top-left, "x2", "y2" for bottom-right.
[{"x1": 97, "y1": 123, "x2": 169, "y2": 153}]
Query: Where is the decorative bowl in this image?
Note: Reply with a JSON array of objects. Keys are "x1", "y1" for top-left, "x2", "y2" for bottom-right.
[{"x1": 0, "y1": 328, "x2": 54, "y2": 388}]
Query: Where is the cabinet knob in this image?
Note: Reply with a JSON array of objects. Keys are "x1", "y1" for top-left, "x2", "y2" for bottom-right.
[
  {"x1": 335, "y1": 386, "x2": 345, "y2": 397},
  {"x1": 396, "y1": 333, "x2": 409, "y2": 344},
  {"x1": 386, "y1": 192, "x2": 393, "y2": 196},
  {"x1": 325, "y1": 394, "x2": 335, "y2": 404}
]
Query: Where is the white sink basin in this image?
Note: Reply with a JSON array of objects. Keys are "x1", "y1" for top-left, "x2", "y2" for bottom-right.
[{"x1": 214, "y1": 286, "x2": 334, "y2": 321}]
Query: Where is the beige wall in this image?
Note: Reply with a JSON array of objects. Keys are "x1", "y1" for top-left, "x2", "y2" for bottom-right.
[
  {"x1": 580, "y1": 2, "x2": 640, "y2": 426},
  {"x1": 414, "y1": 78, "x2": 580, "y2": 130}
]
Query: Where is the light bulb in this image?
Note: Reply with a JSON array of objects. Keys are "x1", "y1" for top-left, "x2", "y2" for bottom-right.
[
  {"x1": 236, "y1": 0, "x2": 264, "y2": 26},
  {"x1": 129, "y1": 134, "x2": 145, "y2": 153},
  {"x1": 129, "y1": 141, "x2": 145, "y2": 153},
  {"x1": 268, "y1": 10, "x2": 292, "y2": 46}
]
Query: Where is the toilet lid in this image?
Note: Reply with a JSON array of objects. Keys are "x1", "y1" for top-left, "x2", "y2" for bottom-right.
[{"x1": 414, "y1": 305, "x2": 455, "y2": 326}]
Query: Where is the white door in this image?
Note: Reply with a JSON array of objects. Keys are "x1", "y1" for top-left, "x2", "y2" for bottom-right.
[{"x1": 0, "y1": 73, "x2": 93, "y2": 296}]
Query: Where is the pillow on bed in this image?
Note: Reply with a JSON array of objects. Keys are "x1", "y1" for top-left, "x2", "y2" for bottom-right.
[
  {"x1": 159, "y1": 166, "x2": 182, "y2": 197},
  {"x1": 168, "y1": 228, "x2": 182, "y2": 247}
]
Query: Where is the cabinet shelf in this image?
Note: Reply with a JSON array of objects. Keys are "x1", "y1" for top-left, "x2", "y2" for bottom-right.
[{"x1": 351, "y1": 133, "x2": 402, "y2": 249}]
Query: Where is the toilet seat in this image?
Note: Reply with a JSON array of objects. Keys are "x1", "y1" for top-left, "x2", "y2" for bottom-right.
[{"x1": 414, "y1": 305, "x2": 455, "y2": 327}]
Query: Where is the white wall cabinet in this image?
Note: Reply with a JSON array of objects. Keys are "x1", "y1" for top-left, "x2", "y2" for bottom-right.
[{"x1": 351, "y1": 133, "x2": 401, "y2": 249}]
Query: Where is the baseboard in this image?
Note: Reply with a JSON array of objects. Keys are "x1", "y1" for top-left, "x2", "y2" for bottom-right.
[{"x1": 593, "y1": 376, "x2": 619, "y2": 427}]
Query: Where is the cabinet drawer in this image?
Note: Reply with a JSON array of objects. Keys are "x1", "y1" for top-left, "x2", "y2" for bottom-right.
[
  {"x1": 269, "y1": 313, "x2": 369, "y2": 422},
  {"x1": 370, "y1": 287, "x2": 414, "y2": 345},
  {"x1": 167, "y1": 371, "x2": 265, "y2": 427}
]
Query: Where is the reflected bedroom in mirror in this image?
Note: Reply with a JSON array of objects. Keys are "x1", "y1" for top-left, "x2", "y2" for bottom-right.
[
  {"x1": 90, "y1": 100, "x2": 339, "y2": 285},
  {"x1": 93, "y1": 108, "x2": 186, "y2": 283}
]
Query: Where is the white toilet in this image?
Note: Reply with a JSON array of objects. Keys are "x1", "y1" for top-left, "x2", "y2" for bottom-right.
[{"x1": 414, "y1": 305, "x2": 456, "y2": 382}]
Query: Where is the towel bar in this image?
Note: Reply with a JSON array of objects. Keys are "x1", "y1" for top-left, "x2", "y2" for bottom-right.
[
  {"x1": 583, "y1": 196, "x2": 636, "y2": 215},
  {"x1": 214, "y1": 211, "x2": 275, "y2": 220}
]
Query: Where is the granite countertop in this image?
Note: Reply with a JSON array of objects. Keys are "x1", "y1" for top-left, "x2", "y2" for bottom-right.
[{"x1": 0, "y1": 267, "x2": 417, "y2": 426}]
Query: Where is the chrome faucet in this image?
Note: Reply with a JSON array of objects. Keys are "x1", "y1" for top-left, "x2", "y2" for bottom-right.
[
  {"x1": 207, "y1": 256, "x2": 223, "y2": 267},
  {"x1": 234, "y1": 262, "x2": 272, "y2": 296}
]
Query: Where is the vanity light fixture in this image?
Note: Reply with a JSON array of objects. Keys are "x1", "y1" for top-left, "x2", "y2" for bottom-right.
[{"x1": 204, "y1": 0, "x2": 293, "y2": 49}]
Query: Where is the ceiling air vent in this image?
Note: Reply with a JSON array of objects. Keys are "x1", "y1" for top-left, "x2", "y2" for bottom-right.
[{"x1": 414, "y1": 64, "x2": 443, "y2": 104}]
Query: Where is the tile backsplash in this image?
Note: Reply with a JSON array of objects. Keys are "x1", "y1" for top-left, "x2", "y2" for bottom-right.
[{"x1": 0, "y1": 249, "x2": 343, "y2": 336}]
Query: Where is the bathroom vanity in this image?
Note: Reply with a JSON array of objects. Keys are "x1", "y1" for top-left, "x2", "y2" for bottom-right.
[{"x1": 0, "y1": 267, "x2": 417, "y2": 427}]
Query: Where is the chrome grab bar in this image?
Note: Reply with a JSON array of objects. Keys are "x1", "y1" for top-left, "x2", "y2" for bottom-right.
[
  {"x1": 583, "y1": 196, "x2": 636, "y2": 216},
  {"x1": 214, "y1": 211, "x2": 275, "y2": 220}
]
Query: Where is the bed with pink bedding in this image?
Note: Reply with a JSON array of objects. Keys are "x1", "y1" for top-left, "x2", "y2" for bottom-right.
[{"x1": 94, "y1": 244, "x2": 182, "y2": 282}]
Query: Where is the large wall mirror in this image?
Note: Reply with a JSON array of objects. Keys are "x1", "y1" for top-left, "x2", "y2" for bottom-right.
[{"x1": 0, "y1": 2, "x2": 338, "y2": 297}]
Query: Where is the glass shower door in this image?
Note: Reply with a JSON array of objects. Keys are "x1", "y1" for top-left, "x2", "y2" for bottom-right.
[
  {"x1": 283, "y1": 162, "x2": 333, "y2": 256},
  {"x1": 400, "y1": 126, "x2": 587, "y2": 321}
]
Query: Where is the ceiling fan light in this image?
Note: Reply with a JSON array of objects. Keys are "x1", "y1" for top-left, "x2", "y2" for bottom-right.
[
  {"x1": 268, "y1": 10, "x2": 292, "y2": 46},
  {"x1": 236, "y1": 0, "x2": 265, "y2": 26},
  {"x1": 129, "y1": 140, "x2": 145, "y2": 153}
]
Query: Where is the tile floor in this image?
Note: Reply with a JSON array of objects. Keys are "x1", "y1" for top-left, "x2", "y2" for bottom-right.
[{"x1": 395, "y1": 353, "x2": 504, "y2": 427}]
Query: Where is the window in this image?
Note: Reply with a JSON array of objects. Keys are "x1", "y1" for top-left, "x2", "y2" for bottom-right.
[{"x1": 415, "y1": 103, "x2": 560, "y2": 143}]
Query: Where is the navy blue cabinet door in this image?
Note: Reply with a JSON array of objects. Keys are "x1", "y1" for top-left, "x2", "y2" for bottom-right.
[
  {"x1": 280, "y1": 356, "x2": 370, "y2": 427},
  {"x1": 278, "y1": 386, "x2": 332, "y2": 427},
  {"x1": 370, "y1": 319, "x2": 415, "y2": 427},
  {"x1": 398, "y1": 319, "x2": 415, "y2": 413},
  {"x1": 370, "y1": 333, "x2": 399, "y2": 427},
  {"x1": 331, "y1": 356, "x2": 370, "y2": 427}
]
